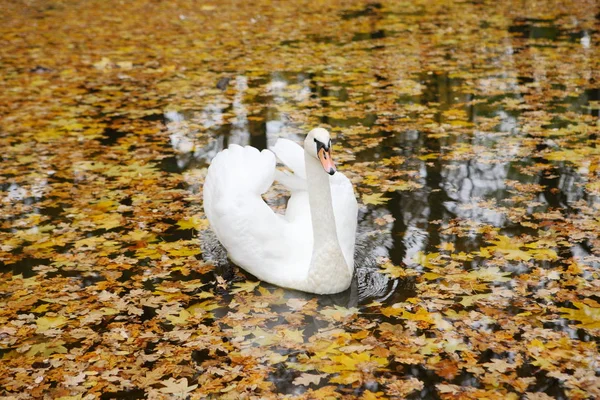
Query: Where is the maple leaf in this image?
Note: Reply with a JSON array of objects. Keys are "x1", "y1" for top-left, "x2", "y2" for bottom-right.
[
  {"x1": 282, "y1": 328, "x2": 305, "y2": 344},
  {"x1": 478, "y1": 235, "x2": 531, "y2": 261},
  {"x1": 248, "y1": 327, "x2": 277, "y2": 346},
  {"x1": 230, "y1": 280, "x2": 260, "y2": 294},
  {"x1": 412, "y1": 252, "x2": 442, "y2": 268},
  {"x1": 322, "y1": 352, "x2": 388, "y2": 374},
  {"x1": 400, "y1": 308, "x2": 434, "y2": 324},
  {"x1": 286, "y1": 298, "x2": 309, "y2": 311},
  {"x1": 386, "y1": 180, "x2": 423, "y2": 192},
  {"x1": 381, "y1": 304, "x2": 404, "y2": 317},
  {"x1": 460, "y1": 293, "x2": 493, "y2": 307},
  {"x1": 159, "y1": 377, "x2": 198, "y2": 398},
  {"x1": 166, "y1": 309, "x2": 192, "y2": 325},
  {"x1": 25, "y1": 341, "x2": 68, "y2": 357},
  {"x1": 292, "y1": 373, "x2": 327, "y2": 386},
  {"x1": 320, "y1": 305, "x2": 359, "y2": 321},
  {"x1": 466, "y1": 267, "x2": 511, "y2": 283},
  {"x1": 36, "y1": 315, "x2": 69, "y2": 333},
  {"x1": 362, "y1": 391, "x2": 387, "y2": 400},
  {"x1": 167, "y1": 246, "x2": 201, "y2": 257},
  {"x1": 64, "y1": 372, "x2": 86, "y2": 387},
  {"x1": 559, "y1": 302, "x2": 600, "y2": 329},
  {"x1": 437, "y1": 384, "x2": 460, "y2": 394},
  {"x1": 92, "y1": 213, "x2": 123, "y2": 230},
  {"x1": 186, "y1": 300, "x2": 220, "y2": 318},
  {"x1": 176, "y1": 216, "x2": 209, "y2": 231},
  {"x1": 483, "y1": 359, "x2": 513, "y2": 373},
  {"x1": 123, "y1": 229, "x2": 158, "y2": 242},
  {"x1": 362, "y1": 193, "x2": 391, "y2": 205}
]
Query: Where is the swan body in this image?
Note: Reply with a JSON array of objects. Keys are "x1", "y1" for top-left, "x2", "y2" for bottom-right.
[{"x1": 203, "y1": 128, "x2": 358, "y2": 294}]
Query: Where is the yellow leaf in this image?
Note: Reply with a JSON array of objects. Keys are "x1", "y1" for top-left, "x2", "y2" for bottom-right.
[
  {"x1": 386, "y1": 180, "x2": 424, "y2": 192},
  {"x1": 466, "y1": 267, "x2": 511, "y2": 282},
  {"x1": 381, "y1": 304, "x2": 404, "y2": 317},
  {"x1": 400, "y1": 308, "x2": 433, "y2": 324},
  {"x1": 167, "y1": 247, "x2": 201, "y2": 257},
  {"x1": 101, "y1": 307, "x2": 119, "y2": 316},
  {"x1": 36, "y1": 315, "x2": 69, "y2": 333},
  {"x1": 93, "y1": 199, "x2": 119, "y2": 212},
  {"x1": 320, "y1": 305, "x2": 359, "y2": 321},
  {"x1": 282, "y1": 329, "x2": 304, "y2": 344},
  {"x1": 439, "y1": 242, "x2": 455, "y2": 252},
  {"x1": 176, "y1": 216, "x2": 209, "y2": 231},
  {"x1": 135, "y1": 245, "x2": 163, "y2": 259},
  {"x1": 530, "y1": 248, "x2": 558, "y2": 261},
  {"x1": 559, "y1": 302, "x2": 600, "y2": 329},
  {"x1": 186, "y1": 300, "x2": 220, "y2": 318},
  {"x1": 413, "y1": 252, "x2": 442, "y2": 268},
  {"x1": 166, "y1": 309, "x2": 192, "y2": 325},
  {"x1": 31, "y1": 304, "x2": 51, "y2": 313},
  {"x1": 422, "y1": 272, "x2": 441, "y2": 280},
  {"x1": 531, "y1": 354, "x2": 554, "y2": 370},
  {"x1": 362, "y1": 193, "x2": 391, "y2": 206},
  {"x1": 92, "y1": 213, "x2": 123, "y2": 230},
  {"x1": 124, "y1": 229, "x2": 158, "y2": 242},
  {"x1": 476, "y1": 235, "x2": 532, "y2": 261},
  {"x1": 460, "y1": 293, "x2": 493, "y2": 307},
  {"x1": 116, "y1": 61, "x2": 133, "y2": 69},
  {"x1": 361, "y1": 391, "x2": 387, "y2": 400},
  {"x1": 25, "y1": 341, "x2": 68, "y2": 357},
  {"x1": 417, "y1": 153, "x2": 438, "y2": 161},
  {"x1": 230, "y1": 281, "x2": 260, "y2": 293},
  {"x1": 379, "y1": 261, "x2": 406, "y2": 278},
  {"x1": 329, "y1": 371, "x2": 361, "y2": 384},
  {"x1": 248, "y1": 327, "x2": 277, "y2": 346}
]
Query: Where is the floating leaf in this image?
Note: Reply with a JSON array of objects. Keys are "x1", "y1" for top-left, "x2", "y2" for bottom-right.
[
  {"x1": 36, "y1": 315, "x2": 69, "y2": 333},
  {"x1": 559, "y1": 302, "x2": 600, "y2": 329},
  {"x1": 159, "y1": 378, "x2": 198, "y2": 397},
  {"x1": 293, "y1": 373, "x2": 327, "y2": 386},
  {"x1": 362, "y1": 193, "x2": 391, "y2": 206},
  {"x1": 176, "y1": 216, "x2": 209, "y2": 231}
]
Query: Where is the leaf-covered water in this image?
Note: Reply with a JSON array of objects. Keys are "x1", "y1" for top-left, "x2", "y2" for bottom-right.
[{"x1": 1, "y1": 0, "x2": 599, "y2": 399}]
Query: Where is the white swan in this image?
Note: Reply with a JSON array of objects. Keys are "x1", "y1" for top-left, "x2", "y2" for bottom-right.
[{"x1": 203, "y1": 128, "x2": 358, "y2": 294}]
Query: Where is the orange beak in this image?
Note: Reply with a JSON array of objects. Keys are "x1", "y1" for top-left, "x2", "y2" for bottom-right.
[{"x1": 318, "y1": 147, "x2": 336, "y2": 175}]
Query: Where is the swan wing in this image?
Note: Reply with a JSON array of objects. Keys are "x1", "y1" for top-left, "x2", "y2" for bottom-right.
[
  {"x1": 271, "y1": 138, "x2": 358, "y2": 269},
  {"x1": 271, "y1": 138, "x2": 306, "y2": 179},
  {"x1": 203, "y1": 144, "x2": 289, "y2": 279}
]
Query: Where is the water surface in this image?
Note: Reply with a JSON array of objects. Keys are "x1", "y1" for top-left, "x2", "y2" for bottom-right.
[{"x1": 1, "y1": 0, "x2": 599, "y2": 399}]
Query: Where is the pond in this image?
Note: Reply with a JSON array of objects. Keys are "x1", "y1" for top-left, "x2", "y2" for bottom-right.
[{"x1": 0, "y1": 0, "x2": 599, "y2": 399}]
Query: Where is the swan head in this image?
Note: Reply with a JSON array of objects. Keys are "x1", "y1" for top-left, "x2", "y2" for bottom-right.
[{"x1": 304, "y1": 128, "x2": 336, "y2": 175}]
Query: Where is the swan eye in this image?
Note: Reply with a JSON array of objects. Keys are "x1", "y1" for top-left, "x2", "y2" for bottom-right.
[{"x1": 314, "y1": 138, "x2": 330, "y2": 152}]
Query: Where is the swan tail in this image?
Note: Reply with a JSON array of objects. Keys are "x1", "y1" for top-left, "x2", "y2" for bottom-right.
[
  {"x1": 203, "y1": 145, "x2": 289, "y2": 281},
  {"x1": 205, "y1": 144, "x2": 275, "y2": 199},
  {"x1": 203, "y1": 144, "x2": 276, "y2": 242}
]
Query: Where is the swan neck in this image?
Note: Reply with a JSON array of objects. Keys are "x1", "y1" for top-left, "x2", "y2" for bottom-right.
[
  {"x1": 304, "y1": 153, "x2": 352, "y2": 292},
  {"x1": 305, "y1": 155, "x2": 338, "y2": 243}
]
